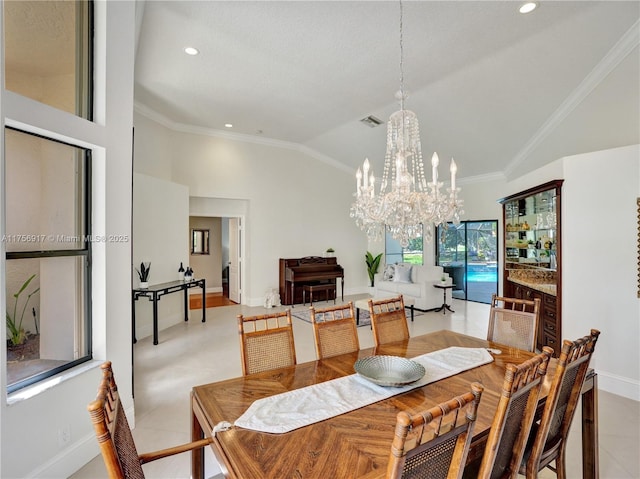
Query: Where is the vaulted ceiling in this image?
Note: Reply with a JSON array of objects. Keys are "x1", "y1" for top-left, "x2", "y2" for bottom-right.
[{"x1": 134, "y1": 1, "x2": 639, "y2": 182}]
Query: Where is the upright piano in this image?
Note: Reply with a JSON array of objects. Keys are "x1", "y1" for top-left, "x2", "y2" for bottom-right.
[{"x1": 279, "y1": 256, "x2": 344, "y2": 306}]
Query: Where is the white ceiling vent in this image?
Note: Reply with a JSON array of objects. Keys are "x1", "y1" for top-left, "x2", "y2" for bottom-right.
[{"x1": 360, "y1": 115, "x2": 383, "y2": 128}]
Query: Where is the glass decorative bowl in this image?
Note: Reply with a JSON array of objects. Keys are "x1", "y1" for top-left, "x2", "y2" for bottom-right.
[{"x1": 354, "y1": 355, "x2": 425, "y2": 387}]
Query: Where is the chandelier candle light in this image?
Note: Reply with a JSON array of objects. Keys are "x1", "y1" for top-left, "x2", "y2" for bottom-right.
[{"x1": 350, "y1": 1, "x2": 463, "y2": 247}]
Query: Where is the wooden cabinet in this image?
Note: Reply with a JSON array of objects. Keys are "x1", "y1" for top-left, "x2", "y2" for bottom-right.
[
  {"x1": 499, "y1": 180, "x2": 563, "y2": 355},
  {"x1": 508, "y1": 281, "x2": 558, "y2": 354}
]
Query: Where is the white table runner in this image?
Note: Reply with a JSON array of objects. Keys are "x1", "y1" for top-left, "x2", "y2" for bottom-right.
[{"x1": 234, "y1": 346, "x2": 493, "y2": 434}]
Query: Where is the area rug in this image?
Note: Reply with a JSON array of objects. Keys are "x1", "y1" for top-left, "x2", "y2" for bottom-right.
[{"x1": 290, "y1": 307, "x2": 372, "y2": 327}]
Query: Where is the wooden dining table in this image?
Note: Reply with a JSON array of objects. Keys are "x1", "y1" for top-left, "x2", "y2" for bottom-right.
[{"x1": 191, "y1": 330, "x2": 598, "y2": 479}]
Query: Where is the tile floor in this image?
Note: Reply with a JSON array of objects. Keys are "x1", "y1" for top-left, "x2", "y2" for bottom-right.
[{"x1": 72, "y1": 295, "x2": 639, "y2": 479}]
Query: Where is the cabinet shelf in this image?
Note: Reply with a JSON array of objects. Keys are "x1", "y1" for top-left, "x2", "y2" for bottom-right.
[
  {"x1": 499, "y1": 179, "x2": 563, "y2": 357},
  {"x1": 506, "y1": 228, "x2": 555, "y2": 233}
]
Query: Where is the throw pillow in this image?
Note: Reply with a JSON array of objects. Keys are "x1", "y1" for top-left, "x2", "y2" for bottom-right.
[
  {"x1": 393, "y1": 264, "x2": 413, "y2": 283},
  {"x1": 383, "y1": 264, "x2": 395, "y2": 281}
]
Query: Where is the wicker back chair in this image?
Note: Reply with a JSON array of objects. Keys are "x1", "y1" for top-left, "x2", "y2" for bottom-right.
[
  {"x1": 310, "y1": 302, "x2": 360, "y2": 359},
  {"x1": 387, "y1": 383, "x2": 484, "y2": 479},
  {"x1": 487, "y1": 294, "x2": 541, "y2": 352},
  {"x1": 520, "y1": 329, "x2": 601, "y2": 479},
  {"x1": 237, "y1": 310, "x2": 297, "y2": 375},
  {"x1": 476, "y1": 347, "x2": 553, "y2": 479},
  {"x1": 368, "y1": 296, "x2": 410, "y2": 347},
  {"x1": 87, "y1": 362, "x2": 213, "y2": 479}
]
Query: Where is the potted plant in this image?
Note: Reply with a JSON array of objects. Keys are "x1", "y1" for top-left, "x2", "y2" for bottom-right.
[
  {"x1": 365, "y1": 252, "x2": 383, "y2": 287},
  {"x1": 6, "y1": 274, "x2": 40, "y2": 347},
  {"x1": 136, "y1": 262, "x2": 151, "y2": 288},
  {"x1": 325, "y1": 247, "x2": 335, "y2": 257}
]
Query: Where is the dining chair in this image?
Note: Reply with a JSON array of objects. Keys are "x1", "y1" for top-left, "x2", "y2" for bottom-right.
[
  {"x1": 310, "y1": 301, "x2": 360, "y2": 359},
  {"x1": 519, "y1": 329, "x2": 601, "y2": 479},
  {"x1": 387, "y1": 382, "x2": 484, "y2": 479},
  {"x1": 87, "y1": 361, "x2": 216, "y2": 479},
  {"x1": 368, "y1": 295, "x2": 410, "y2": 347},
  {"x1": 486, "y1": 293, "x2": 541, "y2": 352},
  {"x1": 473, "y1": 347, "x2": 553, "y2": 479},
  {"x1": 237, "y1": 309, "x2": 297, "y2": 375}
]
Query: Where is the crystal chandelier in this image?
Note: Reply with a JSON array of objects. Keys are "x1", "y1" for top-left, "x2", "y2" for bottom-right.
[{"x1": 350, "y1": 1, "x2": 463, "y2": 247}]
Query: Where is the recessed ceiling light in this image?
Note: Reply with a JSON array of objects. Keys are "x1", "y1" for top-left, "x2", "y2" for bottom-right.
[
  {"x1": 519, "y1": 2, "x2": 537, "y2": 14},
  {"x1": 224, "y1": 123, "x2": 233, "y2": 128},
  {"x1": 184, "y1": 47, "x2": 199, "y2": 55}
]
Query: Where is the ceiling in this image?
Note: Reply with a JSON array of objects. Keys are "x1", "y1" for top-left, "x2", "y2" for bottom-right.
[{"x1": 135, "y1": 1, "x2": 639, "y2": 181}]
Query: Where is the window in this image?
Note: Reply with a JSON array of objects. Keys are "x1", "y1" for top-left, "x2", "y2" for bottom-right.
[
  {"x1": 3, "y1": 0, "x2": 94, "y2": 395},
  {"x1": 3, "y1": 0, "x2": 93, "y2": 119},
  {"x1": 4, "y1": 129, "x2": 92, "y2": 393},
  {"x1": 385, "y1": 226, "x2": 424, "y2": 265},
  {"x1": 436, "y1": 221, "x2": 498, "y2": 304}
]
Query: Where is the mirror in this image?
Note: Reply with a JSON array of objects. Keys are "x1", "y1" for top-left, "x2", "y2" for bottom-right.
[
  {"x1": 504, "y1": 187, "x2": 557, "y2": 271},
  {"x1": 191, "y1": 229, "x2": 210, "y2": 255}
]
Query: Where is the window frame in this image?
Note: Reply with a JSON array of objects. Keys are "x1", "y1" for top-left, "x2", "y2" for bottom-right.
[{"x1": 5, "y1": 127, "x2": 93, "y2": 394}]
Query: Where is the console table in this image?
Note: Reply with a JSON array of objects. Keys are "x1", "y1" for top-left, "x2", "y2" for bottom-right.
[{"x1": 132, "y1": 279, "x2": 206, "y2": 345}]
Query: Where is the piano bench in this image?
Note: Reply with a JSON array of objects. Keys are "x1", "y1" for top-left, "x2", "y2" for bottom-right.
[{"x1": 303, "y1": 284, "x2": 336, "y2": 306}]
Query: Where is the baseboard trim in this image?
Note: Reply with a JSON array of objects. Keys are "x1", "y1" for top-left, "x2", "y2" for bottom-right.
[
  {"x1": 596, "y1": 370, "x2": 639, "y2": 401},
  {"x1": 27, "y1": 403, "x2": 136, "y2": 478},
  {"x1": 26, "y1": 431, "x2": 99, "y2": 479}
]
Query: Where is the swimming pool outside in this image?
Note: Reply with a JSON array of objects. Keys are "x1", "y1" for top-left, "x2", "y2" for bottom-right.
[
  {"x1": 444, "y1": 263, "x2": 497, "y2": 304},
  {"x1": 464, "y1": 263, "x2": 498, "y2": 283}
]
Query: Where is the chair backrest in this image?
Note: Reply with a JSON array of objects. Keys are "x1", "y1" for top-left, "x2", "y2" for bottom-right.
[
  {"x1": 237, "y1": 310, "x2": 297, "y2": 375},
  {"x1": 87, "y1": 362, "x2": 145, "y2": 479},
  {"x1": 369, "y1": 296, "x2": 410, "y2": 347},
  {"x1": 387, "y1": 383, "x2": 484, "y2": 479},
  {"x1": 477, "y1": 347, "x2": 553, "y2": 479},
  {"x1": 310, "y1": 302, "x2": 360, "y2": 359},
  {"x1": 487, "y1": 294, "x2": 541, "y2": 352},
  {"x1": 524, "y1": 329, "x2": 600, "y2": 475}
]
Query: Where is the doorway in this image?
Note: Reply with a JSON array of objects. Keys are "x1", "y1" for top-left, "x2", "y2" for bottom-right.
[
  {"x1": 188, "y1": 214, "x2": 243, "y2": 309},
  {"x1": 436, "y1": 221, "x2": 498, "y2": 304},
  {"x1": 188, "y1": 196, "x2": 247, "y2": 306}
]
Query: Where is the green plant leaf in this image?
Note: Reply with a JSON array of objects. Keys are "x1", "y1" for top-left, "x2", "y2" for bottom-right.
[
  {"x1": 365, "y1": 252, "x2": 383, "y2": 287},
  {"x1": 13, "y1": 274, "x2": 36, "y2": 298},
  {"x1": 6, "y1": 275, "x2": 38, "y2": 346}
]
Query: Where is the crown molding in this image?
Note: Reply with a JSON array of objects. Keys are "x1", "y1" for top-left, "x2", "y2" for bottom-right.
[
  {"x1": 458, "y1": 171, "x2": 506, "y2": 185},
  {"x1": 505, "y1": 19, "x2": 640, "y2": 178},
  {"x1": 134, "y1": 102, "x2": 352, "y2": 174},
  {"x1": 135, "y1": 103, "x2": 504, "y2": 181}
]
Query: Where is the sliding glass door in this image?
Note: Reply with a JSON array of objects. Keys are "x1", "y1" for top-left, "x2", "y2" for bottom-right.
[{"x1": 436, "y1": 221, "x2": 498, "y2": 304}]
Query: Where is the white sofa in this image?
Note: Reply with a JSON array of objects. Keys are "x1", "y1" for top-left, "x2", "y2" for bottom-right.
[{"x1": 373, "y1": 263, "x2": 452, "y2": 311}]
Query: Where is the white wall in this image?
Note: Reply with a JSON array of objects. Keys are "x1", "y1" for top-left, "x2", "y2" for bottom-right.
[
  {"x1": 132, "y1": 111, "x2": 175, "y2": 180},
  {"x1": 459, "y1": 177, "x2": 506, "y2": 223},
  {"x1": 133, "y1": 173, "x2": 190, "y2": 339},
  {"x1": 562, "y1": 145, "x2": 639, "y2": 400},
  {"x1": 133, "y1": 120, "x2": 370, "y2": 306},
  {"x1": 1, "y1": 2, "x2": 136, "y2": 477}
]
